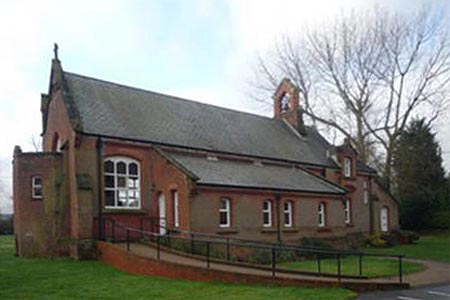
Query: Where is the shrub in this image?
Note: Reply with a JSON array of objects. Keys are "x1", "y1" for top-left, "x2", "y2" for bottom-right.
[
  {"x1": 299, "y1": 237, "x2": 332, "y2": 249},
  {"x1": 365, "y1": 232, "x2": 387, "y2": 248}
]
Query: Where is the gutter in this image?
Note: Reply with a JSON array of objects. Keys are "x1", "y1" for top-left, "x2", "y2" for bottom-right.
[
  {"x1": 76, "y1": 130, "x2": 338, "y2": 170},
  {"x1": 196, "y1": 183, "x2": 346, "y2": 196}
]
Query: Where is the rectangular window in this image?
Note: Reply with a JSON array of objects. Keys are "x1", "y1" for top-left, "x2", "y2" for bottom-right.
[
  {"x1": 263, "y1": 200, "x2": 272, "y2": 227},
  {"x1": 318, "y1": 202, "x2": 326, "y2": 227},
  {"x1": 344, "y1": 158, "x2": 352, "y2": 177},
  {"x1": 219, "y1": 198, "x2": 230, "y2": 228},
  {"x1": 363, "y1": 181, "x2": 369, "y2": 204},
  {"x1": 172, "y1": 190, "x2": 179, "y2": 228},
  {"x1": 344, "y1": 199, "x2": 351, "y2": 224},
  {"x1": 284, "y1": 201, "x2": 293, "y2": 227},
  {"x1": 31, "y1": 176, "x2": 43, "y2": 199}
]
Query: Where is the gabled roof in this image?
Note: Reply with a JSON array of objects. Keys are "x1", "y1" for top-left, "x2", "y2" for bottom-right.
[
  {"x1": 63, "y1": 72, "x2": 334, "y2": 167},
  {"x1": 165, "y1": 151, "x2": 346, "y2": 195}
]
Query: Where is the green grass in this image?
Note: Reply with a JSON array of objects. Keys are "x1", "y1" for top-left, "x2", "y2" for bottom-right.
[
  {"x1": 0, "y1": 236, "x2": 355, "y2": 300},
  {"x1": 366, "y1": 231, "x2": 450, "y2": 263},
  {"x1": 279, "y1": 256, "x2": 424, "y2": 278}
]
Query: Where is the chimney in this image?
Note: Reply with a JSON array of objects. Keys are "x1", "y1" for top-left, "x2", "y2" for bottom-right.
[{"x1": 273, "y1": 78, "x2": 306, "y2": 135}]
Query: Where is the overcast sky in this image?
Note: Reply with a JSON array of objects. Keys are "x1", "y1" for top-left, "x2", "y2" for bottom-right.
[{"x1": 1, "y1": 0, "x2": 449, "y2": 213}]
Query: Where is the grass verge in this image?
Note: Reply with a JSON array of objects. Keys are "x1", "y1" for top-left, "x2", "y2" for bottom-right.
[
  {"x1": 367, "y1": 231, "x2": 450, "y2": 263},
  {"x1": 0, "y1": 236, "x2": 355, "y2": 300},
  {"x1": 279, "y1": 255, "x2": 424, "y2": 278}
]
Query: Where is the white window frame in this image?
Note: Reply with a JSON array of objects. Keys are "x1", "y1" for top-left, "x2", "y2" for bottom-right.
[
  {"x1": 344, "y1": 199, "x2": 351, "y2": 224},
  {"x1": 344, "y1": 157, "x2": 352, "y2": 177},
  {"x1": 219, "y1": 198, "x2": 231, "y2": 228},
  {"x1": 318, "y1": 202, "x2": 326, "y2": 228},
  {"x1": 172, "y1": 190, "x2": 179, "y2": 228},
  {"x1": 31, "y1": 176, "x2": 43, "y2": 199},
  {"x1": 104, "y1": 156, "x2": 141, "y2": 209},
  {"x1": 263, "y1": 200, "x2": 272, "y2": 227},
  {"x1": 284, "y1": 201, "x2": 293, "y2": 227},
  {"x1": 363, "y1": 181, "x2": 369, "y2": 204}
]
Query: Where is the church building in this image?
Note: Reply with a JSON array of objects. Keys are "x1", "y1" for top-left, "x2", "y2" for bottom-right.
[{"x1": 13, "y1": 49, "x2": 399, "y2": 259}]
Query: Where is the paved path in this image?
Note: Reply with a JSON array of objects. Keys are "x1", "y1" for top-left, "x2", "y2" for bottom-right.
[
  {"x1": 390, "y1": 259, "x2": 450, "y2": 287},
  {"x1": 357, "y1": 284, "x2": 450, "y2": 300}
]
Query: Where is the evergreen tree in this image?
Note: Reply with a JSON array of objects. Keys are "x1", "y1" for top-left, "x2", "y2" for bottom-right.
[{"x1": 393, "y1": 119, "x2": 447, "y2": 230}]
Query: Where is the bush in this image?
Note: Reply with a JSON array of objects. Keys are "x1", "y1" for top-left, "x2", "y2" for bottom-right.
[
  {"x1": 299, "y1": 237, "x2": 332, "y2": 249},
  {"x1": 366, "y1": 232, "x2": 388, "y2": 248},
  {"x1": 0, "y1": 215, "x2": 13, "y2": 235},
  {"x1": 429, "y1": 210, "x2": 450, "y2": 229},
  {"x1": 249, "y1": 248, "x2": 299, "y2": 265}
]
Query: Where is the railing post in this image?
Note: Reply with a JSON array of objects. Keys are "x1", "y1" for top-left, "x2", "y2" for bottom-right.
[
  {"x1": 271, "y1": 245, "x2": 276, "y2": 277},
  {"x1": 191, "y1": 234, "x2": 195, "y2": 254},
  {"x1": 359, "y1": 254, "x2": 363, "y2": 277},
  {"x1": 126, "y1": 229, "x2": 130, "y2": 251},
  {"x1": 206, "y1": 241, "x2": 210, "y2": 268},
  {"x1": 398, "y1": 256, "x2": 403, "y2": 284},
  {"x1": 226, "y1": 238, "x2": 230, "y2": 262},
  {"x1": 337, "y1": 254, "x2": 341, "y2": 282},
  {"x1": 111, "y1": 219, "x2": 116, "y2": 243},
  {"x1": 167, "y1": 230, "x2": 171, "y2": 248},
  {"x1": 317, "y1": 254, "x2": 321, "y2": 275},
  {"x1": 156, "y1": 235, "x2": 161, "y2": 260}
]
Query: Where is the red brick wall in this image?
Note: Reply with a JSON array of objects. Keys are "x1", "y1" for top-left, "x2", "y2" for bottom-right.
[
  {"x1": 13, "y1": 151, "x2": 68, "y2": 257},
  {"x1": 190, "y1": 187, "x2": 348, "y2": 242}
]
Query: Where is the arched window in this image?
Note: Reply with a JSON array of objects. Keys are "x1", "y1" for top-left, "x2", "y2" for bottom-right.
[
  {"x1": 104, "y1": 157, "x2": 140, "y2": 209},
  {"x1": 363, "y1": 181, "x2": 369, "y2": 204},
  {"x1": 280, "y1": 93, "x2": 290, "y2": 113},
  {"x1": 219, "y1": 198, "x2": 231, "y2": 228},
  {"x1": 284, "y1": 201, "x2": 293, "y2": 227},
  {"x1": 344, "y1": 157, "x2": 352, "y2": 177},
  {"x1": 380, "y1": 206, "x2": 389, "y2": 232},
  {"x1": 318, "y1": 202, "x2": 326, "y2": 227},
  {"x1": 344, "y1": 199, "x2": 351, "y2": 224},
  {"x1": 263, "y1": 200, "x2": 272, "y2": 227}
]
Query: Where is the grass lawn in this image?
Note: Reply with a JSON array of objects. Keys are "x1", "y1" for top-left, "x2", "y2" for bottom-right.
[
  {"x1": 0, "y1": 236, "x2": 355, "y2": 300},
  {"x1": 279, "y1": 256, "x2": 424, "y2": 278},
  {"x1": 366, "y1": 231, "x2": 450, "y2": 263}
]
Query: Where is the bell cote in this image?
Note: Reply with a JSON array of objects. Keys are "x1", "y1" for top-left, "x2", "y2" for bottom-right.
[{"x1": 273, "y1": 78, "x2": 305, "y2": 135}]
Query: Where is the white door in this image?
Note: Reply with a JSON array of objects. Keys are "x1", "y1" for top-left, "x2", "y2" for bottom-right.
[
  {"x1": 380, "y1": 207, "x2": 388, "y2": 232},
  {"x1": 158, "y1": 193, "x2": 166, "y2": 235}
]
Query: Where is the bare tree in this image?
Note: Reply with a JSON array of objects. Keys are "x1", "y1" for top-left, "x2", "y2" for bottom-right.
[
  {"x1": 30, "y1": 134, "x2": 42, "y2": 152},
  {"x1": 251, "y1": 6, "x2": 450, "y2": 188}
]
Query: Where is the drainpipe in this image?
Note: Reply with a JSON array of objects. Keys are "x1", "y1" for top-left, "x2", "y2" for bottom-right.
[
  {"x1": 274, "y1": 194, "x2": 281, "y2": 244},
  {"x1": 369, "y1": 176, "x2": 374, "y2": 233},
  {"x1": 96, "y1": 137, "x2": 104, "y2": 240}
]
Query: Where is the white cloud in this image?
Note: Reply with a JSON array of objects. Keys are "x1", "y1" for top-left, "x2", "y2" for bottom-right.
[{"x1": 0, "y1": 0, "x2": 448, "y2": 214}]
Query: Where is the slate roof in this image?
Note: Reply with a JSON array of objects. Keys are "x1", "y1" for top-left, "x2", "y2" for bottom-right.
[
  {"x1": 64, "y1": 72, "x2": 333, "y2": 167},
  {"x1": 165, "y1": 151, "x2": 346, "y2": 195},
  {"x1": 62, "y1": 71, "x2": 376, "y2": 174}
]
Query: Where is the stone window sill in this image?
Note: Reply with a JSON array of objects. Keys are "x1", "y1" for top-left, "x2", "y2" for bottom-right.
[{"x1": 103, "y1": 209, "x2": 147, "y2": 215}]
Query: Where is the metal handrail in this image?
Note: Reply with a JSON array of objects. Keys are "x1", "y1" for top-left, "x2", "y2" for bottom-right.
[{"x1": 101, "y1": 218, "x2": 404, "y2": 284}]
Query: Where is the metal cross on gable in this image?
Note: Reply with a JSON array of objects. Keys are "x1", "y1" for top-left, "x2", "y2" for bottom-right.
[{"x1": 53, "y1": 43, "x2": 59, "y2": 60}]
